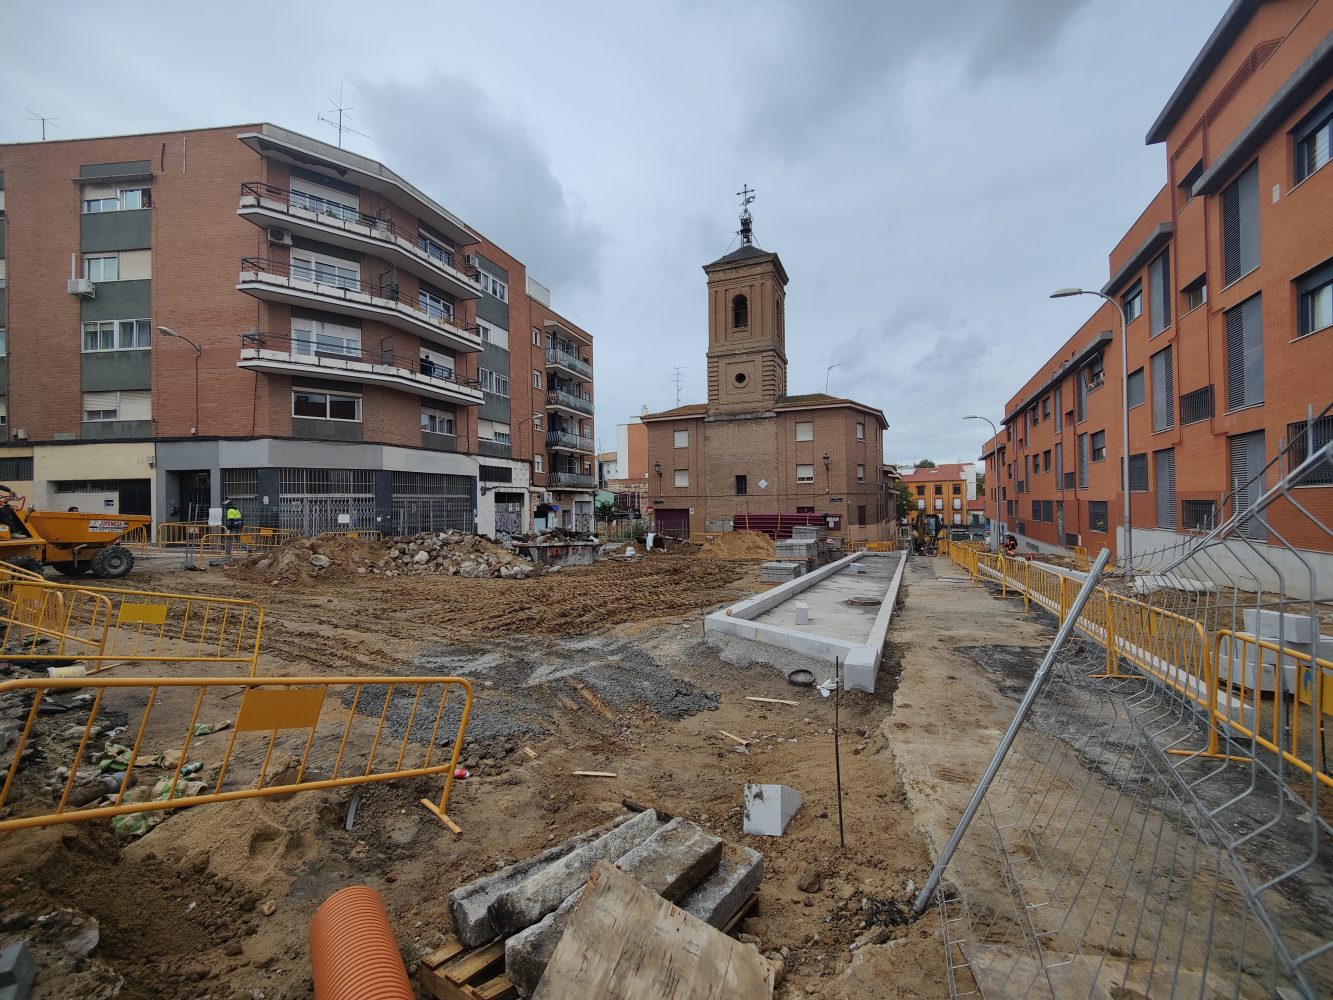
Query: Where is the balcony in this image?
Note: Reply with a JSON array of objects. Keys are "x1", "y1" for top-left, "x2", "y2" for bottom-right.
[
  {"x1": 546, "y1": 388, "x2": 594, "y2": 417},
  {"x1": 547, "y1": 470, "x2": 596, "y2": 490},
  {"x1": 237, "y1": 257, "x2": 483, "y2": 354},
  {"x1": 546, "y1": 430, "x2": 594, "y2": 454},
  {"x1": 236, "y1": 331, "x2": 483, "y2": 407},
  {"x1": 545, "y1": 346, "x2": 592, "y2": 381},
  {"x1": 238, "y1": 182, "x2": 483, "y2": 301},
  {"x1": 477, "y1": 439, "x2": 512, "y2": 458}
]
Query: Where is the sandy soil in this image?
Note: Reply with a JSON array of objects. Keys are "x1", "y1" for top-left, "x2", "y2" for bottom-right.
[{"x1": 0, "y1": 549, "x2": 1066, "y2": 999}]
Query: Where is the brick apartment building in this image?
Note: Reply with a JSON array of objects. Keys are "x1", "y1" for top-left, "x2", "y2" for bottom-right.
[
  {"x1": 980, "y1": 0, "x2": 1332, "y2": 579},
  {"x1": 0, "y1": 123, "x2": 597, "y2": 535},
  {"x1": 899, "y1": 463, "x2": 978, "y2": 528},
  {"x1": 641, "y1": 210, "x2": 890, "y2": 538}
]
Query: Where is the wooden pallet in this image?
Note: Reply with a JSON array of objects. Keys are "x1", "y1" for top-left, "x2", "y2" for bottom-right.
[{"x1": 419, "y1": 938, "x2": 517, "y2": 1000}]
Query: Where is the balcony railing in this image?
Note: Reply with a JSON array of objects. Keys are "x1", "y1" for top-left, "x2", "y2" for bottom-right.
[
  {"x1": 239, "y1": 182, "x2": 481, "y2": 286},
  {"x1": 238, "y1": 331, "x2": 482, "y2": 404},
  {"x1": 545, "y1": 346, "x2": 593, "y2": 380},
  {"x1": 546, "y1": 430, "x2": 594, "y2": 452},
  {"x1": 546, "y1": 388, "x2": 594, "y2": 416},
  {"x1": 547, "y1": 471, "x2": 596, "y2": 489},
  {"x1": 238, "y1": 257, "x2": 483, "y2": 349},
  {"x1": 477, "y1": 439, "x2": 512, "y2": 458}
]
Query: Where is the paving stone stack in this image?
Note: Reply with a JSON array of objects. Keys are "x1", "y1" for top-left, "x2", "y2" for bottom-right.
[
  {"x1": 774, "y1": 537, "x2": 817, "y2": 572},
  {"x1": 447, "y1": 811, "x2": 764, "y2": 997},
  {"x1": 761, "y1": 561, "x2": 804, "y2": 583}
]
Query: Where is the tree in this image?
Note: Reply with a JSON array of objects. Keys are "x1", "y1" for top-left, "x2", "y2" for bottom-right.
[
  {"x1": 594, "y1": 499, "x2": 616, "y2": 520},
  {"x1": 914, "y1": 459, "x2": 936, "y2": 468},
  {"x1": 896, "y1": 482, "x2": 914, "y2": 519},
  {"x1": 975, "y1": 472, "x2": 986, "y2": 497}
]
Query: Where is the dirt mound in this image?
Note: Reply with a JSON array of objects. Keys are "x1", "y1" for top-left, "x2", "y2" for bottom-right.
[
  {"x1": 699, "y1": 530, "x2": 775, "y2": 560},
  {"x1": 238, "y1": 531, "x2": 540, "y2": 585}
]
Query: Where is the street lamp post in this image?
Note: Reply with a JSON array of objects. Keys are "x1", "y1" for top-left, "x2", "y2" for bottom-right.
[
  {"x1": 963, "y1": 415, "x2": 1001, "y2": 553},
  {"x1": 156, "y1": 326, "x2": 202, "y2": 436},
  {"x1": 1049, "y1": 288, "x2": 1133, "y2": 583}
]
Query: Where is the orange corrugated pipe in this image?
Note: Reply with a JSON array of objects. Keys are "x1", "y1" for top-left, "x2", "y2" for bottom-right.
[{"x1": 309, "y1": 885, "x2": 414, "y2": 1000}]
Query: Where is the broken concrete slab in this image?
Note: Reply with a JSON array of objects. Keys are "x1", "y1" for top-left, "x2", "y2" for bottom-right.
[
  {"x1": 505, "y1": 818, "x2": 724, "y2": 995},
  {"x1": 449, "y1": 814, "x2": 635, "y2": 947},
  {"x1": 743, "y1": 783, "x2": 802, "y2": 837},
  {"x1": 0, "y1": 939, "x2": 37, "y2": 1000},
  {"x1": 681, "y1": 843, "x2": 764, "y2": 928},
  {"x1": 488, "y1": 809, "x2": 661, "y2": 936}
]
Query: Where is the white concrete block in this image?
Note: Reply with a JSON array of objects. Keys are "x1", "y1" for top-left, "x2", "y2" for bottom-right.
[
  {"x1": 1242, "y1": 609, "x2": 1319, "y2": 645},
  {"x1": 793, "y1": 601, "x2": 810, "y2": 626},
  {"x1": 743, "y1": 783, "x2": 802, "y2": 836},
  {"x1": 843, "y1": 646, "x2": 878, "y2": 693}
]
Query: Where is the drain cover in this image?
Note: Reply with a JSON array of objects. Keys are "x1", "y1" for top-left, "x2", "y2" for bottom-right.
[{"x1": 845, "y1": 597, "x2": 882, "y2": 608}]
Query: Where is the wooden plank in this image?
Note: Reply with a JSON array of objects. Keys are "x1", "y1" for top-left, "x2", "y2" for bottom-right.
[
  {"x1": 720, "y1": 892, "x2": 759, "y2": 935},
  {"x1": 422, "y1": 939, "x2": 466, "y2": 970},
  {"x1": 441, "y1": 940, "x2": 506, "y2": 983},
  {"x1": 717, "y1": 730, "x2": 748, "y2": 746},
  {"x1": 475, "y1": 973, "x2": 519, "y2": 999},
  {"x1": 572, "y1": 770, "x2": 617, "y2": 777},
  {"x1": 532, "y1": 862, "x2": 772, "y2": 1000},
  {"x1": 744, "y1": 696, "x2": 798, "y2": 706},
  {"x1": 419, "y1": 966, "x2": 470, "y2": 1000},
  {"x1": 521, "y1": 747, "x2": 539, "y2": 759}
]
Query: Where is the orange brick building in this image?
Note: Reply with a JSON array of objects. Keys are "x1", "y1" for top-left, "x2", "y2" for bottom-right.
[
  {"x1": 0, "y1": 124, "x2": 596, "y2": 534},
  {"x1": 641, "y1": 210, "x2": 890, "y2": 537},
  {"x1": 980, "y1": 0, "x2": 1332, "y2": 575},
  {"x1": 899, "y1": 464, "x2": 978, "y2": 528}
]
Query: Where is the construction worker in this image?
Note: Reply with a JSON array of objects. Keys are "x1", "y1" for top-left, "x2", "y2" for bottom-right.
[{"x1": 224, "y1": 499, "x2": 244, "y2": 554}]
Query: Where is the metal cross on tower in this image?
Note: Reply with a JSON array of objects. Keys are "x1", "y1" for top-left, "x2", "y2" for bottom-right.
[{"x1": 736, "y1": 184, "x2": 756, "y2": 245}]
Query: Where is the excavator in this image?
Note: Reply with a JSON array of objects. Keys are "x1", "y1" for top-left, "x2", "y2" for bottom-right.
[
  {"x1": 912, "y1": 513, "x2": 944, "y2": 556},
  {"x1": 0, "y1": 485, "x2": 148, "y2": 578}
]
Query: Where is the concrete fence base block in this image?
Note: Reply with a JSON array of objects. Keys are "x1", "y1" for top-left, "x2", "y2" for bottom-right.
[
  {"x1": 793, "y1": 601, "x2": 810, "y2": 626},
  {"x1": 843, "y1": 647, "x2": 878, "y2": 693},
  {"x1": 743, "y1": 783, "x2": 802, "y2": 837}
]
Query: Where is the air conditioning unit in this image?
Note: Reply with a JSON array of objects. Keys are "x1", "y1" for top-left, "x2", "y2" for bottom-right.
[
  {"x1": 540, "y1": 491, "x2": 554, "y2": 503},
  {"x1": 267, "y1": 227, "x2": 293, "y2": 246},
  {"x1": 67, "y1": 277, "x2": 95, "y2": 297}
]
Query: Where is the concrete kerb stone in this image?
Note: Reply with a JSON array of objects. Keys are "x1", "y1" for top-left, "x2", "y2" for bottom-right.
[
  {"x1": 709, "y1": 550, "x2": 868, "y2": 623},
  {"x1": 504, "y1": 818, "x2": 724, "y2": 995},
  {"x1": 743, "y1": 783, "x2": 802, "y2": 837},
  {"x1": 680, "y1": 844, "x2": 764, "y2": 928},
  {"x1": 447, "y1": 815, "x2": 633, "y2": 947},
  {"x1": 488, "y1": 809, "x2": 662, "y2": 937},
  {"x1": 844, "y1": 548, "x2": 908, "y2": 692}
]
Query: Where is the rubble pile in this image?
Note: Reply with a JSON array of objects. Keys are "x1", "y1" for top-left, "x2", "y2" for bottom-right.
[
  {"x1": 382, "y1": 531, "x2": 540, "y2": 579},
  {"x1": 240, "y1": 531, "x2": 542, "y2": 584}
]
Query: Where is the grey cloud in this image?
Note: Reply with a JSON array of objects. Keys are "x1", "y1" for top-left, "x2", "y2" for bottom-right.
[{"x1": 355, "y1": 74, "x2": 605, "y2": 295}]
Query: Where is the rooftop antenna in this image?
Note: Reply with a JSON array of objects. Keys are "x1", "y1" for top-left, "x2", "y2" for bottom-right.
[
  {"x1": 25, "y1": 109, "x2": 60, "y2": 141},
  {"x1": 671, "y1": 366, "x2": 685, "y2": 406},
  {"x1": 736, "y1": 183, "x2": 756, "y2": 245},
  {"x1": 318, "y1": 81, "x2": 369, "y2": 149}
]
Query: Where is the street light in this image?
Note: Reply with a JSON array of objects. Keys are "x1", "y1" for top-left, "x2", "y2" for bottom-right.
[
  {"x1": 157, "y1": 326, "x2": 201, "y2": 436},
  {"x1": 1049, "y1": 288, "x2": 1133, "y2": 582},
  {"x1": 963, "y1": 415, "x2": 1000, "y2": 553}
]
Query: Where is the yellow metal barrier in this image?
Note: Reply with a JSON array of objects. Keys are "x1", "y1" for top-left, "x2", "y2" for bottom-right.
[
  {"x1": 118, "y1": 524, "x2": 152, "y2": 551},
  {"x1": 0, "y1": 674, "x2": 473, "y2": 833},
  {"x1": 155, "y1": 521, "x2": 210, "y2": 546},
  {"x1": 1070, "y1": 545, "x2": 1090, "y2": 571},
  {"x1": 0, "y1": 578, "x2": 263, "y2": 674},
  {"x1": 191, "y1": 528, "x2": 299, "y2": 557}
]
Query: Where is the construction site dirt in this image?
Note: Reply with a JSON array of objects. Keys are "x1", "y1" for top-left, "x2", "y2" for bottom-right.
[{"x1": 0, "y1": 549, "x2": 1193, "y2": 999}]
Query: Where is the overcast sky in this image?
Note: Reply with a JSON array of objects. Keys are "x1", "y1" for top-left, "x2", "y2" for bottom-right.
[{"x1": 1, "y1": 0, "x2": 1225, "y2": 466}]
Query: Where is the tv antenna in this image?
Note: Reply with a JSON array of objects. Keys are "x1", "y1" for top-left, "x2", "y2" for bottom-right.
[
  {"x1": 671, "y1": 366, "x2": 686, "y2": 406},
  {"x1": 318, "y1": 82, "x2": 369, "y2": 148},
  {"x1": 736, "y1": 184, "x2": 756, "y2": 245},
  {"x1": 25, "y1": 109, "x2": 60, "y2": 141}
]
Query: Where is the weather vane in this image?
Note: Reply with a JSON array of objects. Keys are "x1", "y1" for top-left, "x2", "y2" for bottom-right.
[{"x1": 737, "y1": 184, "x2": 756, "y2": 245}]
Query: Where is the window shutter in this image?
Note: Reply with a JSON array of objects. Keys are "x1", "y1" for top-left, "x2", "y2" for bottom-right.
[
  {"x1": 1151, "y1": 347, "x2": 1174, "y2": 431},
  {"x1": 1149, "y1": 252, "x2": 1171, "y2": 335},
  {"x1": 1055, "y1": 443, "x2": 1063, "y2": 482},
  {"x1": 1238, "y1": 162, "x2": 1260, "y2": 277},
  {"x1": 1222, "y1": 181, "x2": 1241, "y2": 284},
  {"x1": 1226, "y1": 295, "x2": 1264, "y2": 410},
  {"x1": 1154, "y1": 449, "x2": 1176, "y2": 528},
  {"x1": 83, "y1": 391, "x2": 118, "y2": 411},
  {"x1": 119, "y1": 391, "x2": 152, "y2": 420},
  {"x1": 1078, "y1": 433, "x2": 1088, "y2": 488},
  {"x1": 1229, "y1": 431, "x2": 1266, "y2": 541}
]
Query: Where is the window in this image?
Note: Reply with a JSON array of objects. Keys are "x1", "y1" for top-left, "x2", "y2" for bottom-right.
[
  {"x1": 1182, "y1": 500, "x2": 1218, "y2": 531},
  {"x1": 81, "y1": 187, "x2": 150, "y2": 213},
  {"x1": 858, "y1": 505, "x2": 866, "y2": 527},
  {"x1": 1054, "y1": 386, "x2": 1063, "y2": 430},
  {"x1": 674, "y1": 429, "x2": 688, "y2": 448},
  {"x1": 1183, "y1": 274, "x2": 1207, "y2": 312},
  {"x1": 0, "y1": 327, "x2": 5, "y2": 357},
  {"x1": 796, "y1": 464, "x2": 815, "y2": 483},
  {"x1": 1042, "y1": 500, "x2": 1053, "y2": 523},
  {"x1": 1042, "y1": 450, "x2": 1051, "y2": 472},
  {"x1": 1128, "y1": 453, "x2": 1149, "y2": 492},
  {"x1": 795, "y1": 420, "x2": 813, "y2": 441},
  {"x1": 952, "y1": 483, "x2": 961, "y2": 495},
  {"x1": 934, "y1": 484, "x2": 943, "y2": 495},
  {"x1": 84, "y1": 255, "x2": 119, "y2": 282},
  {"x1": 953, "y1": 497, "x2": 962, "y2": 509},
  {"x1": 1149, "y1": 250, "x2": 1171, "y2": 336},
  {"x1": 1055, "y1": 442, "x2": 1063, "y2": 483},
  {"x1": 532, "y1": 370, "x2": 542, "y2": 389},
  {"x1": 1122, "y1": 280, "x2": 1142, "y2": 322},
  {"x1": 421, "y1": 407, "x2": 455, "y2": 435},
  {"x1": 1178, "y1": 159, "x2": 1203, "y2": 205},
  {"x1": 736, "y1": 475, "x2": 748, "y2": 495},
  {"x1": 855, "y1": 421, "x2": 865, "y2": 440},
  {"x1": 1078, "y1": 433, "x2": 1089, "y2": 488},
  {"x1": 915, "y1": 485, "x2": 924, "y2": 496},
  {"x1": 1042, "y1": 396, "x2": 1050, "y2": 419},
  {"x1": 81, "y1": 319, "x2": 150, "y2": 352},
  {"x1": 533, "y1": 413, "x2": 542, "y2": 430},
  {"x1": 290, "y1": 178, "x2": 358, "y2": 221},
  {"x1": 918, "y1": 499, "x2": 926, "y2": 510},
  {"x1": 673, "y1": 469, "x2": 689, "y2": 487},
  {"x1": 1294, "y1": 95, "x2": 1332, "y2": 183},
  {"x1": 419, "y1": 289, "x2": 454, "y2": 322},
  {"x1": 534, "y1": 455, "x2": 543, "y2": 473},
  {"x1": 732, "y1": 294, "x2": 748, "y2": 328},
  {"x1": 1224, "y1": 295, "x2": 1263, "y2": 410},
  {"x1": 478, "y1": 368, "x2": 510, "y2": 397},
  {"x1": 1154, "y1": 448, "x2": 1177, "y2": 528},
  {"x1": 857, "y1": 464, "x2": 865, "y2": 482},
  {"x1": 292, "y1": 389, "x2": 361, "y2": 421},
  {"x1": 1229, "y1": 430, "x2": 1266, "y2": 540},
  {"x1": 1127, "y1": 368, "x2": 1145, "y2": 408},
  {"x1": 290, "y1": 249, "x2": 359, "y2": 291},
  {"x1": 1091, "y1": 431, "x2": 1106, "y2": 462},
  {"x1": 1088, "y1": 501, "x2": 1108, "y2": 533},
  {"x1": 0, "y1": 457, "x2": 32, "y2": 479},
  {"x1": 532, "y1": 328, "x2": 541, "y2": 346},
  {"x1": 1180, "y1": 386, "x2": 1214, "y2": 425},
  {"x1": 1297, "y1": 260, "x2": 1333, "y2": 337},
  {"x1": 477, "y1": 272, "x2": 508, "y2": 300},
  {"x1": 1032, "y1": 500, "x2": 1041, "y2": 520},
  {"x1": 82, "y1": 390, "x2": 151, "y2": 422},
  {"x1": 934, "y1": 498, "x2": 943, "y2": 510},
  {"x1": 1221, "y1": 161, "x2": 1259, "y2": 285},
  {"x1": 292, "y1": 316, "x2": 360, "y2": 358},
  {"x1": 1151, "y1": 346, "x2": 1175, "y2": 431},
  {"x1": 1288, "y1": 416, "x2": 1333, "y2": 486}
]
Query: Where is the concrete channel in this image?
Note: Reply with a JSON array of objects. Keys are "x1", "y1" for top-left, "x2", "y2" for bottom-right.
[{"x1": 704, "y1": 550, "x2": 908, "y2": 692}]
